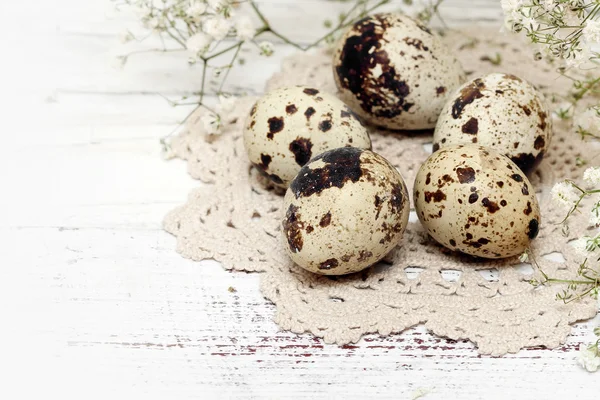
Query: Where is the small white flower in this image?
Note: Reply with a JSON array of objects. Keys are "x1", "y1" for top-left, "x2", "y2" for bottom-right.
[
  {"x1": 215, "y1": 95, "x2": 237, "y2": 115},
  {"x1": 584, "y1": 167, "x2": 600, "y2": 187},
  {"x1": 577, "y1": 346, "x2": 600, "y2": 372},
  {"x1": 204, "y1": 17, "x2": 232, "y2": 41},
  {"x1": 235, "y1": 16, "x2": 255, "y2": 41},
  {"x1": 186, "y1": 32, "x2": 213, "y2": 55},
  {"x1": 202, "y1": 113, "x2": 222, "y2": 135},
  {"x1": 519, "y1": 252, "x2": 529, "y2": 263},
  {"x1": 576, "y1": 107, "x2": 600, "y2": 136},
  {"x1": 501, "y1": 0, "x2": 523, "y2": 14},
  {"x1": 144, "y1": 15, "x2": 166, "y2": 31},
  {"x1": 186, "y1": 1, "x2": 208, "y2": 22},
  {"x1": 119, "y1": 31, "x2": 134, "y2": 44},
  {"x1": 542, "y1": 0, "x2": 556, "y2": 11},
  {"x1": 582, "y1": 19, "x2": 600, "y2": 43},
  {"x1": 207, "y1": 0, "x2": 229, "y2": 12},
  {"x1": 521, "y1": 16, "x2": 538, "y2": 30},
  {"x1": 258, "y1": 41, "x2": 274, "y2": 57},
  {"x1": 551, "y1": 181, "x2": 578, "y2": 210},
  {"x1": 501, "y1": 0, "x2": 524, "y2": 27}
]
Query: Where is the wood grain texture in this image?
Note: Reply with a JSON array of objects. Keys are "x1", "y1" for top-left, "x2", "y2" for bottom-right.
[{"x1": 5, "y1": 0, "x2": 599, "y2": 398}]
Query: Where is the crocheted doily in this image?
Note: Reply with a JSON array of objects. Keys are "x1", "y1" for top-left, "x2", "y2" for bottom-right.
[{"x1": 164, "y1": 28, "x2": 599, "y2": 355}]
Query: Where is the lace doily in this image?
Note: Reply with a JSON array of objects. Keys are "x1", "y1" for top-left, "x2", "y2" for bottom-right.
[{"x1": 164, "y1": 28, "x2": 598, "y2": 355}]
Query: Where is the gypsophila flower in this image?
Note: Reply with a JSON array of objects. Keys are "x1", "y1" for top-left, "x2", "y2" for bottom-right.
[
  {"x1": 186, "y1": 32, "x2": 213, "y2": 55},
  {"x1": 542, "y1": 0, "x2": 556, "y2": 11},
  {"x1": 577, "y1": 346, "x2": 600, "y2": 372},
  {"x1": 202, "y1": 113, "x2": 222, "y2": 135},
  {"x1": 208, "y1": 0, "x2": 229, "y2": 12},
  {"x1": 584, "y1": 167, "x2": 600, "y2": 187},
  {"x1": 521, "y1": 16, "x2": 538, "y2": 30},
  {"x1": 119, "y1": 31, "x2": 134, "y2": 43},
  {"x1": 551, "y1": 181, "x2": 578, "y2": 210},
  {"x1": 204, "y1": 17, "x2": 232, "y2": 40},
  {"x1": 215, "y1": 95, "x2": 237, "y2": 115},
  {"x1": 502, "y1": 0, "x2": 600, "y2": 70},
  {"x1": 519, "y1": 251, "x2": 529, "y2": 262},
  {"x1": 576, "y1": 107, "x2": 600, "y2": 136},
  {"x1": 235, "y1": 16, "x2": 255, "y2": 41},
  {"x1": 582, "y1": 19, "x2": 600, "y2": 44},
  {"x1": 259, "y1": 41, "x2": 274, "y2": 56},
  {"x1": 501, "y1": 0, "x2": 523, "y2": 22},
  {"x1": 186, "y1": 1, "x2": 208, "y2": 22},
  {"x1": 144, "y1": 15, "x2": 166, "y2": 31}
]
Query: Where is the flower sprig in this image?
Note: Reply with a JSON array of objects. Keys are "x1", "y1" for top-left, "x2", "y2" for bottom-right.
[
  {"x1": 502, "y1": 0, "x2": 600, "y2": 143},
  {"x1": 502, "y1": 0, "x2": 600, "y2": 67},
  {"x1": 578, "y1": 328, "x2": 600, "y2": 372},
  {"x1": 114, "y1": 0, "x2": 396, "y2": 138},
  {"x1": 532, "y1": 167, "x2": 600, "y2": 371},
  {"x1": 115, "y1": 0, "x2": 448, "y2": 144}
]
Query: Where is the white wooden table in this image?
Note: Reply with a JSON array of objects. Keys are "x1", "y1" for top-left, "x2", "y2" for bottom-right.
[{"x1": 5, "y1": 1, "x2": 599, "y2": 398}]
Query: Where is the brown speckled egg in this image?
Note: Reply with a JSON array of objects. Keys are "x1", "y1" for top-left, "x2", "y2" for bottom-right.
[
  {"x1": 243, "y1": 86, "x2": 371, "y2": 188},
  {"x1": 282, "y1": 147, "x2": 409, "y2": 275},
  {"x1": 433, "y1": 73, "x2": 552, "y2": 175},
  {"x1": 414, "y1": 144, "x2": 541, "y2": 259},
  {"x1": 332, "y1": 13, "x2": 465, "y2": 130}
]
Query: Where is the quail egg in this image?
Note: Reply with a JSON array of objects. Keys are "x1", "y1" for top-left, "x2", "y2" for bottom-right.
[
  {"x1": 414, "y1": 144, "x2": 541, "y2": 259},
  {"x1": 282, "y1": 147, "x2": 410, "y2": 275},
  {"x1": 433, "y1": 73, "x2": 552, "y2": 174},
  {"x1": 243, "y1": 86, "x2": 371, "y2": 188},
  {"x1": 332, "y1": 13, "x2": 465, "y2": 130}
]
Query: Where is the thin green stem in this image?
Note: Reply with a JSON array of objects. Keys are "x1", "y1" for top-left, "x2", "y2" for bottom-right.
[
  {"x1": 250, "y1": 1, "x2": 269, "y2": 27},
  {"x1": 123, "y1": 48, "x2": 185, "y2": 57},
  {"x1": 205, "y1": 41, "x2": 245, "y2": 60},
  {"x1": 308, "y1": 0, "x2": 390, "y2": 49},
  {"x1": 218, "y1": 42, "x2": 244, "y2": 94},
  {"x1": 164, "y1": 28, "x2": 187, "y2": 48},
  {"x1": 546, "y1": 278, "x2": 596, "y2": 285},
  {"x1": 264, "y1": 30, "x2": 305, "y2": 50},
  {"x1": 558, "y1": 185, "x2": 600, "y2": 225},
  {"x1": 199, "y1": 59, "x2": 207, "y2": 105}
]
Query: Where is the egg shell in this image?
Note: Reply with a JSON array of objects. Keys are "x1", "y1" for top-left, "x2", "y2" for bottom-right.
[
  {"x1": 433, "y1": 73, "x2": 552, "y2": 175},
  {"x1": 243, "y1": 86, "x2": 371, "y2": 188},
  {"x1": 282, "y1": 147, "x2": 410, "y2": 275},
  {"x1": 332, "y1": 13, "x2": 465, "y2": 130},
  {"x1": 414, "y1": 144, "x2": 541, "y2": 259}
]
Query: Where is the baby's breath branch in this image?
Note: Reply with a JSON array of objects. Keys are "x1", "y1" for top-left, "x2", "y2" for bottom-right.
[
  {"x1": 249, "y1": 0, "x2": 392, "y2": 51},
  {"x1": 217, "y1": 42, "x2": 244, "y2": 94},
  {"x1": 558, "y1": 182, "x2": 600, "y2": 224},
  {"x1": 528, "y1": 251, "x2": 599, "y2": 304}
]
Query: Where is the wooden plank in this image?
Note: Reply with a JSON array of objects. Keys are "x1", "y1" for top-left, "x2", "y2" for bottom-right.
[{"x1": 7, "y1": 224, "x2": 598, "y2": 398}]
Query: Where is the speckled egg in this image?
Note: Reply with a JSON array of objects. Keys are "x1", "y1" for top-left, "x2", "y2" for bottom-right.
[
  {"x1": 414, "y1": 144, "x2": 541, "y2": 259},
  {"x1": 433, "y1": 73, "x2": 552, "y2": 175},
  {"x1": 332, "y1": 13, "x2": 465, "y2": 130},
  {"x1": 282, "y1": 147, "x2": 410, "y2": 275},
  {"x1": 243, "y1": 86, "x2": 371, "y2": 188}
]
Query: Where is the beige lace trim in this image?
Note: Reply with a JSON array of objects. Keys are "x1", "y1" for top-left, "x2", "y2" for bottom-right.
[{"x1": 164, "y1": 28, "x2": 598, "y2": 355}]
